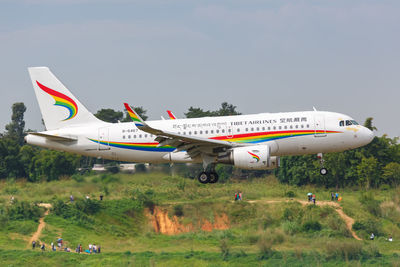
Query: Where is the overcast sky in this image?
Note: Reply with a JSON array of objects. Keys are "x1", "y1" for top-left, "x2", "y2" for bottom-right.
[{"x1": 1, "y1": 0, "x2": 399, "y2": 136}]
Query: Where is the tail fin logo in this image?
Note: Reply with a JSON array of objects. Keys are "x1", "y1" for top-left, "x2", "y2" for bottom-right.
[
  {"x1": 248, "y1": 151, "x2": 260, "y2": 163},
  {"x1": 36, "y1": 81, "x2": 78, "y2": 121}
]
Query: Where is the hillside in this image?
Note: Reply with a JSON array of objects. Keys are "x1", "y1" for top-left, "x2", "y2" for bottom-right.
[{"x1": 0, "y1": 172, "x2": 399, "y2": 266}]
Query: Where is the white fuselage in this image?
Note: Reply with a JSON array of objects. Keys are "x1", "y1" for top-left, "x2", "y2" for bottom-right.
[{"x1": 25, "y1": 110, "x2": 373, "y2": 164}]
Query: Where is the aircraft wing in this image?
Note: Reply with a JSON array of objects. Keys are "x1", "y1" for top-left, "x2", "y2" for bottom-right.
[{"x1": 124, "y1": 103, "x2": 246, "y2": 158}]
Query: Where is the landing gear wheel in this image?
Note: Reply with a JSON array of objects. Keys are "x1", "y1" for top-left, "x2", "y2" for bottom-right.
[
  {"x1": 198, "y1": 172, "x2": 210, "y2": 184},
  {"x1": 208, "y1": 172, "x2": 219, "y2": 184},
  {"x1": 320, "y1": 168, "x2": 328, "y2": 175}
]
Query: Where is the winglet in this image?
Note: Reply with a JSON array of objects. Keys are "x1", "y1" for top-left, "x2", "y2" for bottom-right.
[
  {"x1": 124, "y1": 103, "x2": 146, "y2": 127},
  {"x1": 167, "y1": 110, "x2": 177, "y2": 120}
]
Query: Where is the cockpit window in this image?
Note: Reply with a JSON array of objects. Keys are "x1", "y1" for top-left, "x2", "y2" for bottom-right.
[
  {"x1": 345, "y1": 120, "x2": 352, "y2": 126},
  {"x1": 351, "y1": 120, "x2": 359, "y2": 125},
  {"x1": 339, "y1": 120, "x2": 344, "y2": 127}
]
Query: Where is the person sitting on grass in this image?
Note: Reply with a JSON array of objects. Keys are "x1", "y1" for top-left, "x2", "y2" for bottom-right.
[
  {"x1": 388, "y1": 235, "x2": 393, "y2": 242},
  {"x1": 370, "y1": 233, "x2": 375, "y2": 240}
]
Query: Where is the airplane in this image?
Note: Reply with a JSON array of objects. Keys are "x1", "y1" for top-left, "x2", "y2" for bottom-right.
[{"x1": 25, "y1": 67, "x2": 374, "y2": 184}]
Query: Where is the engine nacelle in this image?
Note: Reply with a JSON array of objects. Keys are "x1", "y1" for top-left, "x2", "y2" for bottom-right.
[{"x1": 218, "y1": 145, "x2": 280, "y2": 170}]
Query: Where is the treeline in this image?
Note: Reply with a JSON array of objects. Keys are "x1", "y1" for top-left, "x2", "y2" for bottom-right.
[
  {"x1": 1, "y1": 102, "x2": 399, "y2": 188},
  {"x1": 276, "y1": 129, "x2": 400, "y2": 188}
]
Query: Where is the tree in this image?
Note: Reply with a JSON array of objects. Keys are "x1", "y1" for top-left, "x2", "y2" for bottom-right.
[
  {"x1": 185, "y1": 107, "x2": 215, "y2": 118},
  {"x1": 363, "y1": 117, "x2": 377, "y2": 131},
  {"x1": 382, "y1": 162, "x2": 400, "y2": 186},
  {"x1": 5, "y1": 102, "x2": 26, "y2": 145},
  {"x1": 216, "y1": 102, "x2": 241, "y2": 116},
  {"x1": 185, "y1": 102, "x2": 240, "y2": 118},
  {"x1": 95, "y1": 108, "x2": 124, "y2": 123},
  {"x1": 357, "y1": 157, "x2": 379, "y2": 189}
]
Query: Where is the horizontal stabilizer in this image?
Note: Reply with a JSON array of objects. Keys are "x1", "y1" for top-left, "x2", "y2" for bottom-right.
[{"x1": 27, "y1": 132, "x2": 78, "y2": 142}]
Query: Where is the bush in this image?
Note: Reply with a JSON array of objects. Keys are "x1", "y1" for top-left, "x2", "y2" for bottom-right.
[
  {"x1": 173, "y1": 204, "x2": 184, "y2": 217},
  {"x1": 285, "y1": 190, "x2": 296, "y2": 198},
  {"x1": 359, "y1": 192, "x2": 381, "y2": 217},
  {"x1": 352, "y1": 219, "x2": 383, "y2": 236},
  {"x1": 302, "y1": 221, "x2": 322, "y2": 232},
  {"x1": 7, "y1": 201, "x2": 44, "y2": 222},
  {"x1": 71, "y1": 174, "x2": 85, "y2": 183},
  {"x1": 219, "y1": 238, "x2": 230, "y2": 260},
  {"x1": 282, "y1": 221, "x2": 300, "y2": 235},
  {"x1": 325, "y1": 241, "x2": 363, "y2": 260}
]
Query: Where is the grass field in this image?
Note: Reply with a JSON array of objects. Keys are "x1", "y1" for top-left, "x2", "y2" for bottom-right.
[{"x1": 0, "y1": 172, "x2": 399, "y2": 266}]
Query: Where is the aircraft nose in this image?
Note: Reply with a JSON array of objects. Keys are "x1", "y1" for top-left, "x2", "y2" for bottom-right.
[{"x1": 363, "y1": 127, "x2": 374, "y2": 145}]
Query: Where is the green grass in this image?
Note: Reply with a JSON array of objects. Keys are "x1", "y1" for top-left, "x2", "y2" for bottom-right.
[{"x1": 0, "y1": 172, "x2": 400, "y2": 265}]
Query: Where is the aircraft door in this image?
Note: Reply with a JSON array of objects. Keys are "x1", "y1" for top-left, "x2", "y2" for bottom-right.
[
  {"x1": 98, "y1": 127, "x2": 111, "y2": 150},
  {"x1": 314, "y1": 114, "x2": 327, "y2": 137}
]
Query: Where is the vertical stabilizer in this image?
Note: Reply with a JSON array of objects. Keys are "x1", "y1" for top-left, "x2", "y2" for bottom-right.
[{"x1": 28, "y1": 67, "x2": 102, "y2": 130}]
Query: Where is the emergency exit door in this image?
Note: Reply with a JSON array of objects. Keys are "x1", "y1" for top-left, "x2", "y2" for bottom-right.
[{"x1": 314, "y1": 115, "x2": 327, "y2": 137}]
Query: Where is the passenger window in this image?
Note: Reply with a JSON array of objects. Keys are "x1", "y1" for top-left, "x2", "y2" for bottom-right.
[
  {"x1": 222, "y1": 129, "x2": 225, "y2": 133},
  {"x1": 128, "y1": 135, "x2": 131, "y2": 139},
  {"x1": 139, "y1": 134, "x2": 142, "y2": 138},
  {"x1": 273, "y1": 126, "x2": 276, "y2": 130},
  {"x1": 279, "y1": 126, "x2": 282, "y2": 130},
  {"x1": 301, "y1": 125, "x2": 304, "y2": 128},
  {"x1": 189, "y1": 131, "x2": 192, "y2": 135},
  {"x1": 216, "y1": 130, "x2": 219, "y2": 133},
  {"x1": 268, "y1": 127, "x2": 271, "y2": 130},
  {"x1": 251, "y1": 128, "x2": 254, "y2": 131},
  {"x1": 339, "y1": 121, "x2": 344, "y2": 127},
  {"x1": 200, "y1": 131, "x2": 203, "y2": 134},
  {"x1": 194, "y1": 131, "x2": 197, "y2": 135},
  {"x1": 123, "y1": 135, "x2": 125, "y2": 139},
  {"x1": 145, "y1": 134, "x2": 148, "y2": 138},
  {"x1": 284, "y1": 125, "x2": 287, "y2": 129},
  {"x1": 205, "y1": 130, "x2": 208, "y2": 134},
  {"x1": 262, "y1": 127, "x2": 265, "y2": 131},
  {"x1": 256, "y1": 127, "x2": 259, "y2": 131},
  {"x1": 237, "y1": 128, "x2": 240, "y2": 132},
  {"x1": 245, "y1": 128, "x2": 248, "y2": 132},
  {"x1": 211, "y1": 130, "x2": 214, "y2": 134},
  {"x1": 290, "y1": 125, "x2": 293, "y2": 129},
  {"x1": 295, "y1": 125, "x2": 298, "y2": 129}
]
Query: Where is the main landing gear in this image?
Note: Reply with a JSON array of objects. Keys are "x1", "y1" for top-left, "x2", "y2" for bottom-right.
[
  {"x1": 317, "y1": 153, "x2": 328, "y2": 175},
  {"x1": 198, "y1": 171, "x2": 219, "y2": 184}
]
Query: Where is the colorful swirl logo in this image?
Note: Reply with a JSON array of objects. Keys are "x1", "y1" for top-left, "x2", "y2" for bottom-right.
[
  {"x1": 36, "y1": 81, "x2": 78, "y2": 121},
  {"x1": 248, "y1": 151, "x2": 260, "y2": 163}
]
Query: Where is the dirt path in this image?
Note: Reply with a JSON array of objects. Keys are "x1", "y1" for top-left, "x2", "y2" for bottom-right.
[
  {"x1": 27, "y1": 203, "x2": 52, "y2": 248},
  {"x1": 248, "y1": 199, "x2": 361, "y2": 240}
]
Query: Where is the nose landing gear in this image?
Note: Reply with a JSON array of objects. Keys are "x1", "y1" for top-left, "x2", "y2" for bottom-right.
[{"x1": 317, "y1": 153, "x2": 328, "y2": 175}]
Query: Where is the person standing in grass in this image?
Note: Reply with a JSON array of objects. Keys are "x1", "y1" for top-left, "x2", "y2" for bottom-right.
[
  {"x1": 70, "y1": 195, "x2": 74, "y2": 203},
  {"x1": 41, "y1": 243, "x2": 45, "y2": 252},
  {"x1": 331, "y1": 192, "x2": 334, "y2": 201},
  {"x1": 98, "y1": 245, "x2": 101, "y2": 253},
  {"x1": 335, "y1": 192, "x2": 339, "y2": 201},
  {"x1": 312, "y1": 194, "x2": 316, "y2": 205},
  {"x1": 32, "y1": 240, "x2": 36, "y2": 249}
]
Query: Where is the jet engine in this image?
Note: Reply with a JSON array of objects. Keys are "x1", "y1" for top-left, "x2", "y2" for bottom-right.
[{"x1": 218, "y1": 145, "x2": 280, "y2": 170}]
